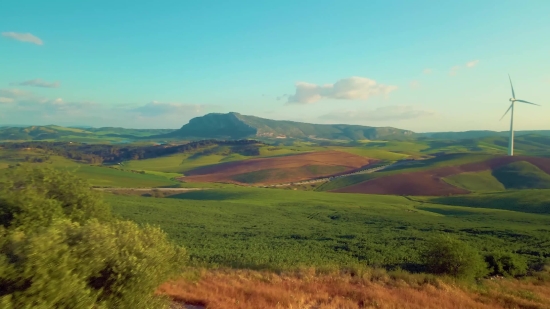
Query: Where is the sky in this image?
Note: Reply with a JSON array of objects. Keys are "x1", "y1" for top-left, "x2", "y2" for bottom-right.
[{"x1": 1, "y1": 0, "x2": 549, "y2": 132}]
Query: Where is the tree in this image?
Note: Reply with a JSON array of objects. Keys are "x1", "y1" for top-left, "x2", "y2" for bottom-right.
[
  {"x1": 421, "y1": 234, "x2": 488, "y2": 280},
  {"x1": 0, "y1": 166, "x2": 186, "y2": 308}
]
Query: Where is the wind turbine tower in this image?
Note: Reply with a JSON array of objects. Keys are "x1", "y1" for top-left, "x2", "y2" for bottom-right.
[{"x1": 500, "y1": 75, "x2": 540, "y2": 156}]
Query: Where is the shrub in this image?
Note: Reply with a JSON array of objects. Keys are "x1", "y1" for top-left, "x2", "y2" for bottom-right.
[
  {"x1": 421, "y1": 234, "x2": 488, "y2": 280},
  {"x1": 0, "y1": 166, "x2": 187, "y2": 308},
  {"x1": 0, "y1": 165, "x2": 110, "y2": 231},
  {"x1": 485, "y1": 252, "x2": 528, "y2": 277}
]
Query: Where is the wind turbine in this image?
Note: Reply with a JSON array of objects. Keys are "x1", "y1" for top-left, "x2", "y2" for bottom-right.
[{"x1": 500, "y1": 75, "x2": 540, "y2": 156}]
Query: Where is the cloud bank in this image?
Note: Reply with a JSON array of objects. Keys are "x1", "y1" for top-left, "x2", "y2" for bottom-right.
[
  {"x1": 0, "y1": 88, "x2": 216, "y2": 128},
  {"x1": 2, "y1": 32, "x2": 43, "y2": 45},
  {"x1": 319, "y1": 105, "x2": 436, "y2": 122},
  {"x1": 450, "y1": 60, "x2": 479, "y2": 76},
  {"x1": 286, "y1": 76, "x2": 397, "y2": 104},
  {"x1": 12, "y1": 79, "x2": 60, "y2": 88}
]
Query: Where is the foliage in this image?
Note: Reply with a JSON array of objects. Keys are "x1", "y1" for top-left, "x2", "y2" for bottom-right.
[
  {"x1": 485, "y1": 251, "x2": 528, "y2": 277},
  {"x1": 0, "y1": 165, "x2": 111, "y2": 231},
  {"x1": 421, "y1": 234, "x2": 488, "y2": 279},
  {"x1": 0, "y1": 166, "x2": 186, "y2": 308},
  {"x1": 443, "y1": 170, "x2": 505, "y2": 192}
]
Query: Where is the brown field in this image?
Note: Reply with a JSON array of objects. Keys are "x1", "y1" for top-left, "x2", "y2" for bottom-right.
[
  {"x1": 333, "y1": 156, "x2": 550, "y2": 196},
  {"x1": 159, "y1": 268, "x2": 550, "y2": 309},
  {"x1": 181, "y1": 151, "x2": 375, "y2": 185}
]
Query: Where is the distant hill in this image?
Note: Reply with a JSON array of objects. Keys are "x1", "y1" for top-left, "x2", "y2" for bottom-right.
[
  {"x1": 419, "y1": 130, "x2": 550, "y2": 139},
  {"x1": 161, "y1": 112, "x2": 416, "y2": 141},
  {"x1": 0, "y1": 125, "x2": 173, "y2": 142}
]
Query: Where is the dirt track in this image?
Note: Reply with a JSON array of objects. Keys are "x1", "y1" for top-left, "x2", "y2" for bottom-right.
[
  {"x1": 333, "y1": 155, "x2": 550, "y2": 196},
  {"x1": 181, "y1": 151, "x2": 375, "y2": 185}
]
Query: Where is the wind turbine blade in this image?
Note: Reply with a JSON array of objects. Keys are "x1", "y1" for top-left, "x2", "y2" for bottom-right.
[
  {"x1": 500, "y1": 104, "x2": 513, "y2": 121},
  {"x1": 508, "y1": 74, "x2": 516, "y2": 98},
  {"x1": 516, "y1": 99, "x2": 540, "y2": 106}
]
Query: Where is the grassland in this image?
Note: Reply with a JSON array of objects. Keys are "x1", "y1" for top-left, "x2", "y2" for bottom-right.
[
  {"x1": 492, "y1": 161, "x2": 550, "y2": 189},
  {"x1": 0, "y1": 148, "x2": 179, "y2": 187},
  {"x1": 419, "y1": 189, "x2": 550, "y2": 215},
  {"x1": 443, "y1": 170, "x2": 505, "y2": 192},
  {"x1": 109, "y1": 187, "x2": 550, "y2": 271}
]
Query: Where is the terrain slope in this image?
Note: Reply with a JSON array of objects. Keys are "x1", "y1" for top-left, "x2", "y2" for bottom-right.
[
  {"x1": 181, "y1": 150, "x2": 375, "y2": 184},
  {"x1": 333, "y1": 155, "x2": 550, "y2": 196}
]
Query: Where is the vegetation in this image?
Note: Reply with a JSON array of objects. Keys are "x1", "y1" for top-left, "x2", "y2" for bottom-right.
[
  {"x1": 109, "y1": 187, "x2": 550, "y2": 273},
  {"x1": 420, "y1": 189, "x2": 550, "y2": 214},
  {"x1": 421, "y1": 235, "x2": 488, "y2": 279},
  {"x1": 443, "y1": 170, "x2": 505, "y2": 192},
  {"x1": 492, "y1": 161, "x2": 550, "y2": 189},
  {"x1": 0, "y1": 166, "x2": 185, "y2": 308}
]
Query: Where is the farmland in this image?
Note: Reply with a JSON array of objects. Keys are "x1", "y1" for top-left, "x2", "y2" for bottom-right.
[{"x1": 109, "y1": 187, "x2": 550, "y2": 270}]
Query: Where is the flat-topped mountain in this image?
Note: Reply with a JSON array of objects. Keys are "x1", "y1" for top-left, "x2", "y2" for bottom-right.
[{"x1": 163, "y1": 112, "x2": 416, "y2": 140}]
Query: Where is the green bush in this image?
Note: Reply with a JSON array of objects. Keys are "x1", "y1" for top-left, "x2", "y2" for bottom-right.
[
  {"x1": 0, "y1": 165, "x2": 111, "y2": 231},
  {"x1": 485, "y1": 252, "x2": 528, "y2": 277},
  {"x1": 0, "y1": 166, "x2": 186, "y2": 308},
  {"x1": 421, "y1": 234, "x2": 488, "y2": 280}
]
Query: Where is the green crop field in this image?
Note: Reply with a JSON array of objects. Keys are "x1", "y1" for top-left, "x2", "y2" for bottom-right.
[
  {"x1": 443, "y1": 170, "x2": 505, "y2": 192},
  {"x1": 419, "y1": 189, "x2": 550, "y2": 215},
  {"x1": 108, "y1": 187, "x2": 550, "y2": 270},
  {"x1": 492, "y1": 161, "x2": 550, "y2": 189}
]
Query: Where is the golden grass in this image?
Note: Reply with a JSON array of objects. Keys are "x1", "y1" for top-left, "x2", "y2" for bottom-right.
[{"x1": 158, "y1": 268, "x2": 550, "y2": 309}]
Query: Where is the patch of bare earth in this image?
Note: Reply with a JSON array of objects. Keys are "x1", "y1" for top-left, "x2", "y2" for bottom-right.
[
  {"x1": 333, "y1": 155, "x2": 550, "y2": 196},
  {"x1": 158, "y1": 269, "x2": 550, "y2": 309},
  {"x1": 181, "y1": 151, "x2": 376, "y2": 185}
]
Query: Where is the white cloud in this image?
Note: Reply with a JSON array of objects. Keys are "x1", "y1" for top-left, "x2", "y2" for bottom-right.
[
  {"x1": 286, "y1": 76, "x2": 397, "y2": 104},
  {"x1": 12, "y1": 79, "x2": 60, "y2": 88},
  {"x1": 423, "y1": 68, "x2": 433, "y2": 75},
  {"x1": 0, "y1": 97, "x2": 14, "y2": 104},
  {"x1": 466, "y1": 60, "x2": 479, "y2": 68},
  {"x1": 2, "y1": 32, "x2": 43, "y2": 45},
  {"x1": 131, "y1": 101, "x2": 207, "y2": 117},
  {"x1": 449, "y1": 66, "x2": 460, "y2": 76},
  {"x1": 0, "y1": 88, "x2": 31, "y2": 97},
  {"x1": 410, "y1": 80, "x2": 420, "y2": 90},
  {"x1": 319, "y1": 105, "x2": 436, "y2": 122}
]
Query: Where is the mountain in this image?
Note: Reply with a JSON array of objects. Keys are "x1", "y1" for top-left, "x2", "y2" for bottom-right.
[
  {"x1": 161, "y1": 112, "x2": 416, "y2": 141},
  {"x1": 419, "y1": 130, "x2": 550, "y2": 139}
]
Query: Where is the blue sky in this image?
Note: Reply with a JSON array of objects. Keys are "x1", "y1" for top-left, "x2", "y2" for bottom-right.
[{"x1": 1, "y1": 0, "x2": 549, "y2": 132}]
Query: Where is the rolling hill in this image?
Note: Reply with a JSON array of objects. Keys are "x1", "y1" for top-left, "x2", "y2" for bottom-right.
[
  {"x1": 0, "y1": 125, "x2": 173, "y2": 142},
  {"x1": 160, "y1": 112, "x2": 416, "y2": 141}
]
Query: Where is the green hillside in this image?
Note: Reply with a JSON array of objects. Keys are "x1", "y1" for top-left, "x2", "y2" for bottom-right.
[
  {"x1": 421, "y1": 189, "x2": 550, "y2": 214},
  {"x1": 162, "y1": 112, "x2": 416, "y2": 141},
  {"x1": 0, "y1": 125, "x2": 173, "y2": 142},
  {"x1": 492, "y1": 161, "x2": 550, "y2": 189},
  {"x1": 316, "y1": 153, "x2": 496, "y2": 192},
  {"x1": 443, "y1": 170, "x2": 505, "y2": 192}
]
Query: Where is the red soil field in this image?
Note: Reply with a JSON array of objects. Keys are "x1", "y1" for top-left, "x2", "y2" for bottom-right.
[
  {"x1": 333, "y1": 155, "x2": 550, "y2": 196},
  {"x1": 181, "y1": 151, "x2": 375, "y2": 185}
]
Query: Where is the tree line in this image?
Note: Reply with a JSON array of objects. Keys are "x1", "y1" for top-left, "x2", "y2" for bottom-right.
[{"x1": 0, "y1": 139, "x2": 265, "y2": 164}]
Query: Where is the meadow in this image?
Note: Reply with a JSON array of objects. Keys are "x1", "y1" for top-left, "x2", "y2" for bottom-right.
[{"x1": 108, "y1": 187, "x2": 550, "y2": 271}]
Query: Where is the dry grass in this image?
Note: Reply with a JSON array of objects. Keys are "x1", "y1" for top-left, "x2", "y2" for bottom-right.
[{"x1": 158, "y1": 268, "x2": 550, "y2": 309}]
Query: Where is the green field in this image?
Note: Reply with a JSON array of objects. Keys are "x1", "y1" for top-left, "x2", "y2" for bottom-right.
[
  {"x1": 492, "y1": 161, "x2": 550, "y2": 189},
  {"x1": 443, "y1": 170, "x2": 505, "y2": 192},
  {"x1": 421, "y1": 189, "x2": 550, "y2": 215},
  {"x1": 109, "y1": 187, "x2": 550, "y2": 270}
]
